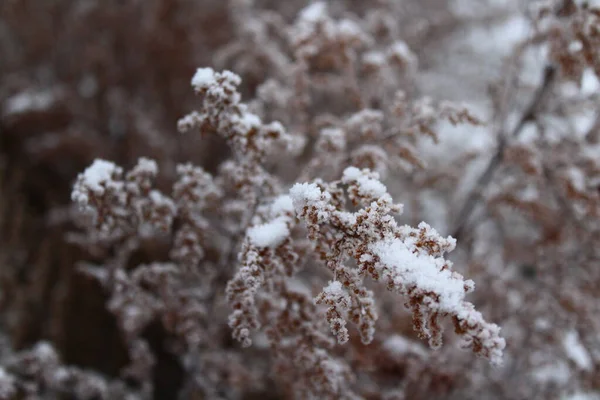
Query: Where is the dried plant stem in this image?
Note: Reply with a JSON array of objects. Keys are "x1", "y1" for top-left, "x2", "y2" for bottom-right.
[{"x1": 451, "y1": 64, "x2": 556, "y2": 239}]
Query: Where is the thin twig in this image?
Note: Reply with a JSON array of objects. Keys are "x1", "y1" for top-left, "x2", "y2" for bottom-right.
[{"x1": 451, "y1": 64, "x2": 556, "y2": 239}]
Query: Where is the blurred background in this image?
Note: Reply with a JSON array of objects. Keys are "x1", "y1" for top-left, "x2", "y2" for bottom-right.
[{"x1": 1, "y1": 0, "x2": 600, "y2": 399}]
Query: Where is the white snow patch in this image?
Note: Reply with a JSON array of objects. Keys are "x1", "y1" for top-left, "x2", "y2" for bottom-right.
[
  {"x1": 248, "y1": 217, "x2": 290, "y2": 248},
  {"x1": 270, "y1": 195, "x2": 295, "y2": 216},
  {"x1": 342, "y1": 167, "x2": 388, "y2": 199},
  {"x1": 135, "y1": 158, "x2": 158, "y2": 175},
  {"x1": 370, "y1": 238, "x2": 467, "y2": 311},
  {"x1": 563, "y1": 330, "x2": 593, "y2": 371},
  {"x1": 79, "y1": 159, "x2": 121, "y2": 195},
  {"x1": 582, "y1": 69, "x2": 600, "y2": 95},
  {"x1": 191, "y1": 67, "x2": 216, "y2": 90}
]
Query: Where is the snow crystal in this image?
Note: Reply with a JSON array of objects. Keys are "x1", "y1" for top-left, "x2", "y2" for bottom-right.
[
  {"x1": 563, "y1": 330, "x2": 593, "y2": 371},
  {"x1": 248, "y1": 217, "x2": 290, "y2": 248},
  {"x1": 191, "y1": 67, "x2": 216, "y2": 90}
]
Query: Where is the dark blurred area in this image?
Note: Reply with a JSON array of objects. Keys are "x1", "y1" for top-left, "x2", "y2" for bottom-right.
[
  {"x1": 0, "y1": 1, "x2": 235, "y2": 396},
  {"x1": 3, "y1": 1, "x2": 600, "y2": 399}
]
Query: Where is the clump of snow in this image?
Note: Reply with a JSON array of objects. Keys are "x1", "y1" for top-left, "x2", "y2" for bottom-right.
[
  {"x1": 290, "y1": 182, "x2": 333, "y2": 223},
  {"x1": 248, "y1": 218, "x2": 290, "y2": 248},
  {"x1": 290, "y1": 183, "x2": 322, "y2": 203},
  {"x1": 233, "y1": 111, "x2": 262, "y2": 133},
  {"x1": 82, "y1": 160, "x2": 119, "y2": 193},
  {"x1": 563, "y1": 330, "x2": 593, "y2": 371},
  {"x1": 178, "y1": 111, "x2": 202, "y2": 133},
  {"x1": 320, "y1": 281, "x2": 349, "y2": 305},
  {"x1": 270, "y1": 195, "x2": 295, "y2": 217},
  {"x1": 72, "y1": 159, "x2": 122, "y2": 204},
  {"x1": 370, "y1": 238, "x2": 467, "y2": 311},
  {"x1": 191, "y1": 67, "x2": 216, "y2": 90},
  {"x1": 323, "y1": 280, "x2": 343, "y2": 293},
  {"x1": 342, "y1": 167, "x2": 388, "y2": 199},
  {"x1": 134, "y1": 157, "x2": 158, "y2": 175}
]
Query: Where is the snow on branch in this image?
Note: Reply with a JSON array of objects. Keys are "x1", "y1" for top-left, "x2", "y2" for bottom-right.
[
  {"x1": 291, "y1": 167, "x2": 505, "y2": 364},
  {"x1": 178, "y1": 67, "x2": 300, "y2": 163},
  {"x1": 71, "y1": 158, "x2": 175, "y2": 239}
]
